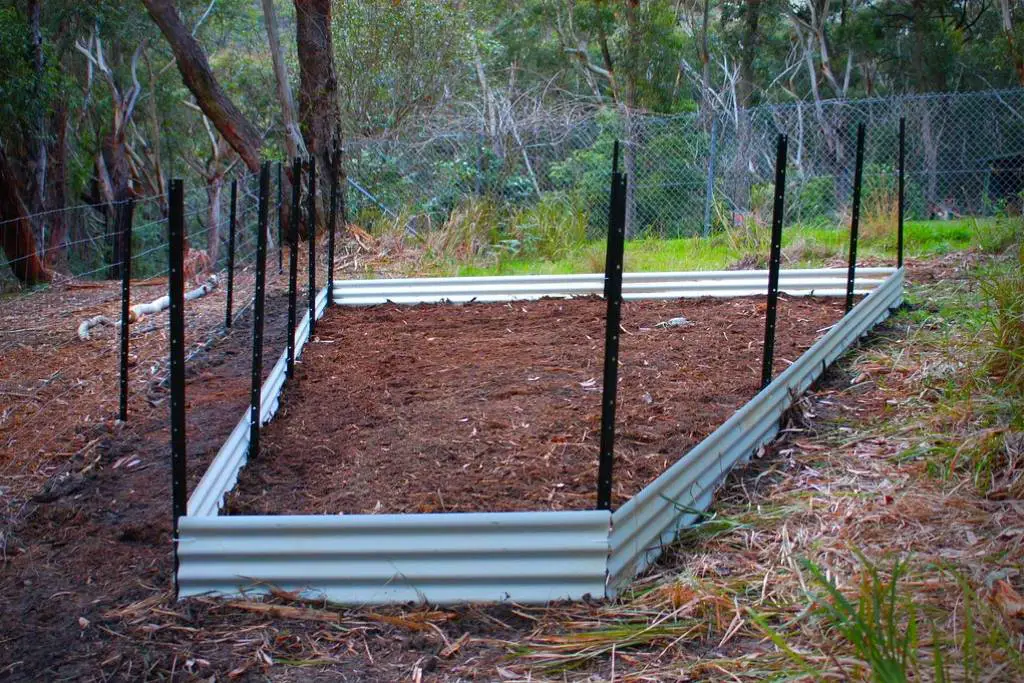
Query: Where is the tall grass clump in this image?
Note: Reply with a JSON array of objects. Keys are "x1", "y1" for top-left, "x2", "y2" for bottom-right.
[
  {"x1": 973, "y1": 215, "x2": 1022, "y2": 254},
  {"x1": 862, "y1": 187, "x2": 899, "y2": 242},
  {"x1": 806, "y1": 554, "x2": 920, "y2": 682},
  {"x1": 507, "y1": 193, "x2": 587, "y2": 261},
  {"x1": 982, "y1": 246, "x2": 1024, "y2": 397},
  {"x1": 419, "y1": 197, "x2": 503, "y2": 270}
]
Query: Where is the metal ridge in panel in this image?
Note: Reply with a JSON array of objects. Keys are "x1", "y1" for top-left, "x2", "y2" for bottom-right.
[
  {"x1": 177, "y1": 510, "x2": 611, "y2": 605},
  {"x1": 187, "y1": 286, "x2": 329, "y2": 517},
  {"x1": 333, "y1": 267, "x2": 896, "y2": 288},
  {"x1": 333, "y1": 268, "x2": 895, "y2": 306}
]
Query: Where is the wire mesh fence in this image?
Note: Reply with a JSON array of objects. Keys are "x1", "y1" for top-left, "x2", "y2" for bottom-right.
[
  {"x1": 0, "y1": 165, "x2": 287, "y2": 292},
  {"x1": 5, "y1": 89, "x2": 1020, "y2": 289},
  {"x1": 341, "y1": 88, "x2": 1024, "y2": 239}
]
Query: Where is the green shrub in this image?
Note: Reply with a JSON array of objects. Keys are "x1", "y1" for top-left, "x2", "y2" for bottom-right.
[{"x1": 793, "y1": 175, "x2": 836, "y2": 224}]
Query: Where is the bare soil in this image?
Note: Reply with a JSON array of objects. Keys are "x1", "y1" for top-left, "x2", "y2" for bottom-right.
[{"x1": 227, "y1": 295, "x2": 847, "y2": 514}]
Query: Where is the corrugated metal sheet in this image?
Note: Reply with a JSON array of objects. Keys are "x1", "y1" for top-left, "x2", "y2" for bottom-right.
[
  {"x1": 333, "y1": 267, "x2": 895, "y2": 305},
  {"x1": 188, "y1": 287, "x2": 329, "y2": 517},
  {"x1": 180, "y1": 269, "x2": 903, "y2": 605},
  {"x1": 177, "y1": 510, "x2": 611, "y2": 604},
  {"x1": 606, "y1": 268, "x2": 904, "y2": 592}
]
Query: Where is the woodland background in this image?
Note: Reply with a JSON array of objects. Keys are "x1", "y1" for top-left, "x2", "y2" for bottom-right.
[{"x1": 2, "y1": 0, "x2": 1023, "y2": 287}]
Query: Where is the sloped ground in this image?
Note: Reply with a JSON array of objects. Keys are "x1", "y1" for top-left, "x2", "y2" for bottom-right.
[{"x1": 1, "y1": 252, "x2": 1021, "y2": 681}]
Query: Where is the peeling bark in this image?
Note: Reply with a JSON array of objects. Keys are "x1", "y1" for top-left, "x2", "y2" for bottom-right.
[
  {"x1": 295, "y1": 0, "x2": 343, "y2": 224},
  {"x1": 45, "y1": 103, "x2": 69, "y2": 267}
]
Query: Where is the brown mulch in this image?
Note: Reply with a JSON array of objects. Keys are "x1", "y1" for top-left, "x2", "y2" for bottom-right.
[
  {"x1": 0, "y1": 258, "x2": 307, "y2": 681},
  {"x1": 227, "y1": 295, "x2": 847, "y2": 514}
]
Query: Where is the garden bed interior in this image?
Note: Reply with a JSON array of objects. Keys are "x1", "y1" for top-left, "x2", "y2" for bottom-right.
[{"x1": 225, "y1": 294, "x2": 849, "y2": 515}]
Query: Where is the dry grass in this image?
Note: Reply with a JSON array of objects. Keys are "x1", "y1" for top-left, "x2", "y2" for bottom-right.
[{"x1": 862, "y1": 188, "x2": 900, "y2": 241}]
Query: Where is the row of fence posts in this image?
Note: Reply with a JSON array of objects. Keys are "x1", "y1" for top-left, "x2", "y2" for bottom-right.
[
  {"x1": 165, "y1": 157, "x2": 342, "y2": 595},
  {"x1": 160, "y1": 121, "x2": 905, "y2": 587},
  {"x1": 594, "y1": 118, "x2": 906, "y2": 510}
]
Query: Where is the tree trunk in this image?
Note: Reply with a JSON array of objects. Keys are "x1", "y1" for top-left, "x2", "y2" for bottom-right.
[
  {"x1": 699, "y1": 0, "x2": 712, "y2": 128},
  {"x1": 45, "y1": 103, "x2": 69, "y2": 267},
  {"x1": 261, "y1": 0, "x2": 304, "y2": 238},
  {"x1": 999, "y1": 0, "x2": 1024, "y2": 86},
  {"x1": 1, "y1": 143, "x2": 51, "y2": 284},
  {"x1": 728, "y1": 0, "x2": 762, "y2": 212},
  {"x1": 737, "y1": 0, "x2": 761, "y2": 109},
  {"x1": 143, "y1": 0, "x2": 262, "y2": 171},
  {"x1": 622, "y1": 0, "x2": 641, "y2": 237},
  {"x1": 101, "y1": 126, "x2": 133, "y2": 280},
  {"x1": 143, "y1": 48, "x2": 167, "y2": 213},
  {"x1": 262, "y1": 0, "x2": 305, "y2": 163},
  {"x1": 921, "y1": 107, "x2": 939, "y2": 205},
  {"x1": 206, "y1": 176, "x2": 223, "y2": 266},
  {"x1": 295, "y1": 0, "x2": 343, "y2": 229},
  {"x1": 28, "y1": 0, "x2": 47, "y2": 218}
]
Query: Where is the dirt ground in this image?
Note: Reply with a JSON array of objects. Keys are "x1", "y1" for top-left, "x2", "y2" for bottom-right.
[
  {"x1": 1, "y1": 257, "x2": 975, "y2": 682},
  {"x1": 228, "y1": 296, "x2": 846, "y2": 514},
  {"x1": 0, "y1": 257, "x2": 306, "y2": 680}
]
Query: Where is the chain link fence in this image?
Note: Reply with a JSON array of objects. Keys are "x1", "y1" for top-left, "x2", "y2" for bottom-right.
[
  {"x1": 342, "y1": 88, "x2": 1024, "y2": 238},
  {"x1": 4, "y1": 89, "x2": 1021, "y2": 288},
  {"x1": 0, "y1": 166, "x2": 289, "y2": 291}
]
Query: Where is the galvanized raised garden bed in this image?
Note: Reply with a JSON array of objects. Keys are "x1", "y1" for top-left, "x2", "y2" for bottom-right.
[{"x1": 176, "y1": 266, "x2": 902, "y2": 604}]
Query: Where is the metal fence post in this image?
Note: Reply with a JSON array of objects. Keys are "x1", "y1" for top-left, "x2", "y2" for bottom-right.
[
  {"x1": 761, "y1": 134, "x2": 788, "y2": 390},
  {"x1": 277, "y1": 162, "x2": 284, "y2": 274},
  {"x1": 898, "y1": 117, "x2": 905, "y2": 269},
  {"x1": 603, "y1": 140, "x2": 620, "y2": 300},
  {"x1": 702, "y1": 119, "x2": 718, "y2": 236},
  {"x1": 327, "y1": 149, "x2": 339, "y2": 308},
  {"x1": 307, "y1": 158, "x2": 317, "y2": 335},
  {"x1": 167, "y1": 179, "x2": 187, "y2": 597},
  {"x1": 250, "y1": 163, "x2": 270, "y2": 458},
  {"x1": 118, "y1": 198, "x2": 134, "y2": 422},
  {"x1": 287, "y1": 159, "x2": 301, "y2": 378},
  {"x1": 597, "y1": 144, "x2": 626, "y2": 512},
  {"x1": 225, "y1": 179, "x2": 237, "y2": 328},
  {"x1": 846, "y1": 123, "x2": 866, "y2": 313}
]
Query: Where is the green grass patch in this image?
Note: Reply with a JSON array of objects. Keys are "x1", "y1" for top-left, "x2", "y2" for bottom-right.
[{"x1": 452, "y1": 217, "x2": 1007, "y2": 277}]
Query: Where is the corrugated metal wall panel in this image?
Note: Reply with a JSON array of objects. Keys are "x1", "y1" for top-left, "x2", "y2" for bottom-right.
[
  {"x1": 180, "y1": 271, "x2": 903, "y2": 605},
  {"x1": 333, "y1": 267, "x2": 895, "y2": 288},
  {"x1": 188, "y1": 287, "x2": 329, "y2": 517},
  {"x1": 606, "y1": 269, "x2": 904, "y2": 592},
  {"x1": 332, "y1": 268, "x2": 895, "y2": 305},
  {"x1": 177, "y1": 511, "x2": 610, "y2": 604}
]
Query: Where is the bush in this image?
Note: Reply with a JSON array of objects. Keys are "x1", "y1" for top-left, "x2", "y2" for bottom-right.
[{"x1": 793, "y1": 175, "x2": 836, "y2": 224}]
